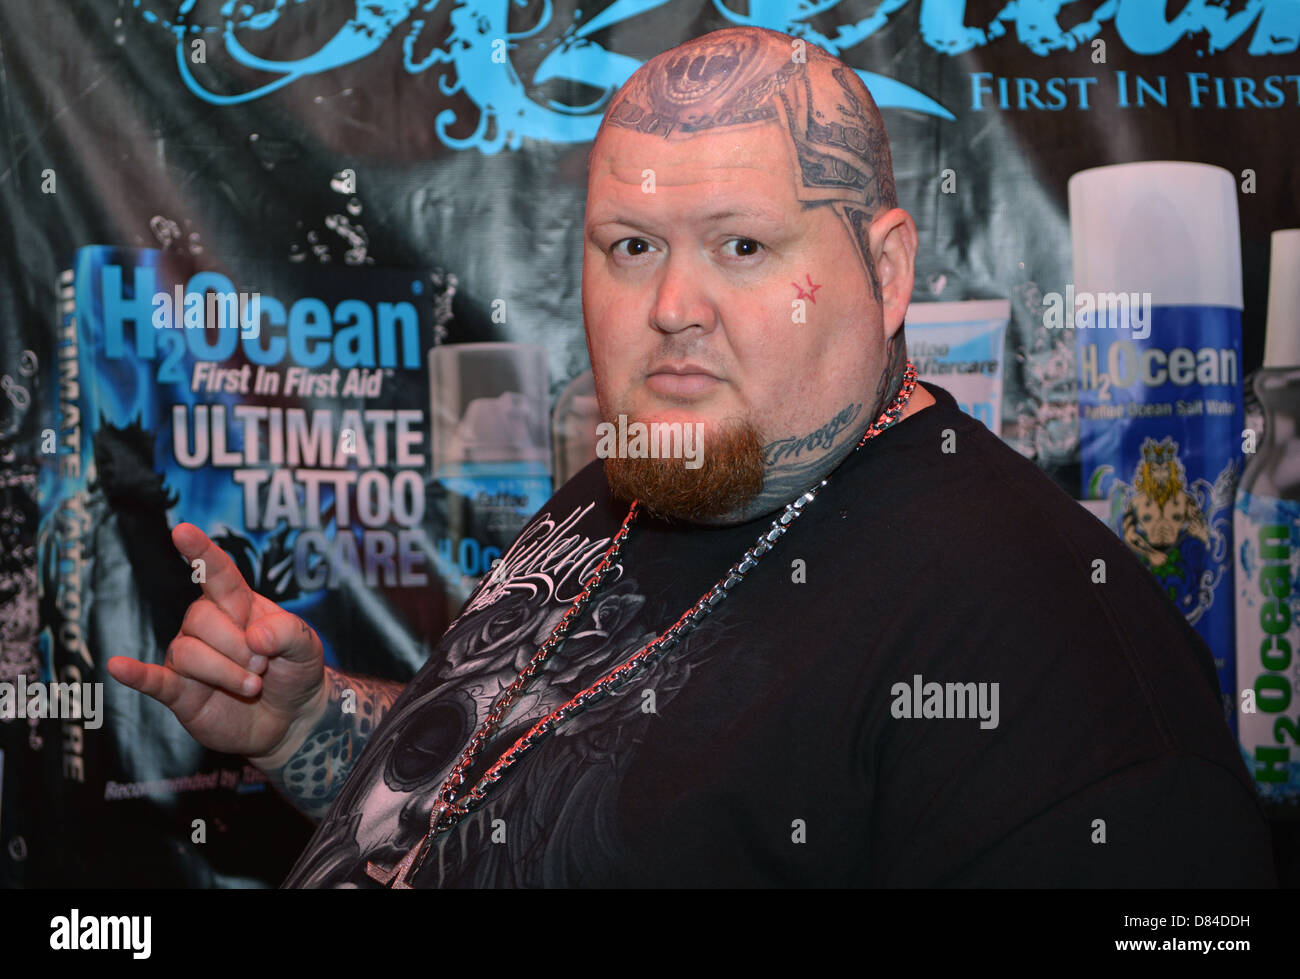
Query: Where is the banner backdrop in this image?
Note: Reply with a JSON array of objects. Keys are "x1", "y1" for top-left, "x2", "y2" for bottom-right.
[{"x1": 1, "y1": 1, "x2": 1297, "y2": 886}]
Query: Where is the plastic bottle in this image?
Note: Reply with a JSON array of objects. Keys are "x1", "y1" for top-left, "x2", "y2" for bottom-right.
[
  {"x1": 1235, "y1": 228, "x2": 1300, "y2": 812},
  {"x1": 429, "y1": 343, "x2": 552, "y2": 585}
]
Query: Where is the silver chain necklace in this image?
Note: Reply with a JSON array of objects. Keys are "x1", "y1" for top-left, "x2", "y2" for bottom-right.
[{"x1": 366, "y1": 361, "x2": 920, "y2": 887}]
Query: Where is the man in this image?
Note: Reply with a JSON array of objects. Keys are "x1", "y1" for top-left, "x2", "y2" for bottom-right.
[{"x1": 108, "y1": 26, "x2": 1275, "y2": 887}]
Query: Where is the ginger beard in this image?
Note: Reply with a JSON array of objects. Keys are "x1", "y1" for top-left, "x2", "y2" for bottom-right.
[{"x1": 601, "y1": 411, "x2": 766, "y2": 523}]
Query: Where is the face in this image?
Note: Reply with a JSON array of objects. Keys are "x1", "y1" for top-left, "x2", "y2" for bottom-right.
[{"x1": 582, "y1": 122, "x2": 891, "y2": 473}]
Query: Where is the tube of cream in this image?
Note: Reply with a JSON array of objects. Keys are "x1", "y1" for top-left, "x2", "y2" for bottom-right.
[{"x1": 904, "y1": 299, "x2": 1011, "y2": 435}]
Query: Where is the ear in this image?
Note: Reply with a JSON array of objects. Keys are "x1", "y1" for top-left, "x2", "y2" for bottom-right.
[{"x1": 868, "y1": 207, "x2": 917, "y2": 341}]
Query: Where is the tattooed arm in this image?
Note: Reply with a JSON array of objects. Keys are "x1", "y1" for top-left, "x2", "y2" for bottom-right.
[{"x1": 251, "y1": 667, "x2": 403, "y2": 821}]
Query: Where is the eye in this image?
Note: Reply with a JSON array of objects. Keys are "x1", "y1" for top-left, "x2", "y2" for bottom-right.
[
  {"x1": 723, "y1": 237, "x2": 763, "y2": 258},
  {"x1": 611, "y1": 237, "x2": 657, "y2": 258}
]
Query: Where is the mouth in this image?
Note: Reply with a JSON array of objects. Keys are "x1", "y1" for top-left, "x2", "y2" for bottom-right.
[{"x1": 644, "y1": 363, "x2": 722, "y2": 397}]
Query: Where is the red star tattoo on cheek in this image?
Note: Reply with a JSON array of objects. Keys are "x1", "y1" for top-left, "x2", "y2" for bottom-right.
[{"x1": 791, "y1": 273, "x2": 822, "y2": 304}]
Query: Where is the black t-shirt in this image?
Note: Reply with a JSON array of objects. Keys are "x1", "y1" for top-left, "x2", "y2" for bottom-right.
[{"x1": 282, "y1": 382, "x2": 1276, "y2": 887}]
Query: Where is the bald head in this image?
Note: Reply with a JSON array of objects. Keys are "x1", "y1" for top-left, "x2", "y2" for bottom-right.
[
  {"x1": 581, "y1": 27, "x2": 922, "y2": 523},
  {"x1": 590, "y1": 27, "x2": 898, "y2": 242}
]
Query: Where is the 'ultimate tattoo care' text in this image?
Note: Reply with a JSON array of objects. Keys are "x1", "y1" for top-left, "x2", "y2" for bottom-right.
[{"x1": 173, "y1": 404, "x2": 428, "y2": 588}]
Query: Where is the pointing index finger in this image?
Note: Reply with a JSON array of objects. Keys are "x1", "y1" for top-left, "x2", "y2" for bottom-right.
[{"x1": 172, "y1": 522, "x2": 254, "y2": 626}]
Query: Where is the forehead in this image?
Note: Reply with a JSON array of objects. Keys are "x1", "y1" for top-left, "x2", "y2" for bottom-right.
[{"x1": 585, "y1": 123, "x2": 801, "y2": 223}]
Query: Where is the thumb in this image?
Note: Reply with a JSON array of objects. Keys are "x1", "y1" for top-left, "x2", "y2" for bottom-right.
[{"x1": 246, "y1": 609, "x2": 320, "y2": 667}]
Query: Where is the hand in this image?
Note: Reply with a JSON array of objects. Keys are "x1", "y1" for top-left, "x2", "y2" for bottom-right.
[{"x1": 107, "y1": 522, "x2": 328, "y2": 765}]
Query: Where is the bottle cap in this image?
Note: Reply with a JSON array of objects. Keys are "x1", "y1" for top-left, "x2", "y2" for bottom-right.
[
  {"x1": 1264, "y1": 229, "x2": 1300, "y2": 368},
  {"x1": 1069, "y1": 162, "x2": 1242, "y2": 309}
]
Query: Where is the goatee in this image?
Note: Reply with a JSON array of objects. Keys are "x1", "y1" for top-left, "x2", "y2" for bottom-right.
[{"x1": 603, "y1": 418, "x2": 766, "y2": 522}]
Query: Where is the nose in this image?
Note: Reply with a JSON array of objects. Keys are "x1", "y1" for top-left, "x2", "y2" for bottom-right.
[{"x1": 650, "y1": 250, "x2": 717, "y2": 336}]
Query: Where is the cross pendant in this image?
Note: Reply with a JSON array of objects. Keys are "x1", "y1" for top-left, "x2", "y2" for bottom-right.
[{"x1": 365, "y1": 801, "x2": 450, "y2": 888}]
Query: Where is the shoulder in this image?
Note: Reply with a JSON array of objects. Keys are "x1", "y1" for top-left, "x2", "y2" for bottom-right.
[
  {"x1": 510, "y1": 458, "x2": 626, "y2": 553},
  {"x1": 854, "y1": 384, "x2": 1240, "y2": 772},
  {"x1": 872, "y1": 383, "x2": 1165, "y2": 601},
  {"x1": 446, "y1": 459, "x2": 625, "y2": 626}
]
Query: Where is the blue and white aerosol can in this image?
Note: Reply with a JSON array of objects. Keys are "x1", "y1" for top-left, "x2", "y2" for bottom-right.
[{"x1": 1071, "y1": 162, "x2": 1245, "y2": 729}]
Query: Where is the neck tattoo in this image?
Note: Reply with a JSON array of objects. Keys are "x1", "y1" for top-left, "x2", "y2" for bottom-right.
[
  {"x1": 695, "y1": 401, "x2": 866, "y2": 526},
  {"x1": 365, "y1": 363, "x2": 919, "y2": 888}
]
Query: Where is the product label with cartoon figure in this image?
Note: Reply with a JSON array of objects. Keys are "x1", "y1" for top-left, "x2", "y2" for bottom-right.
[{"x1": 1079, "y1": 305, "x2": 1243, "y2": 730}]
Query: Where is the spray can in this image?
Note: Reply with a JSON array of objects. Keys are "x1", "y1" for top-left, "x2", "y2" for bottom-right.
[
  {"x1": 1070, "y1": 162, "x2": 1245, "y2": 729},
  {"x1": 1235, "y1": 228, "x2": 1300, "y2": 812}
]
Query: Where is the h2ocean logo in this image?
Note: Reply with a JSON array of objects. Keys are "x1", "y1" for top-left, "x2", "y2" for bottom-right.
[{"x1": 95, "y1": 262, "x2": 422, "y2": 375}]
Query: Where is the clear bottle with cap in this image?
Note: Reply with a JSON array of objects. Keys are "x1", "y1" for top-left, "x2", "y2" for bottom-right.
[
  {"x1": 1234, "y1": 228, "x2": 1300, "y2": 813},
  {"x1": 428, "y1": 343, "x2": 552, "y2": 590}
]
